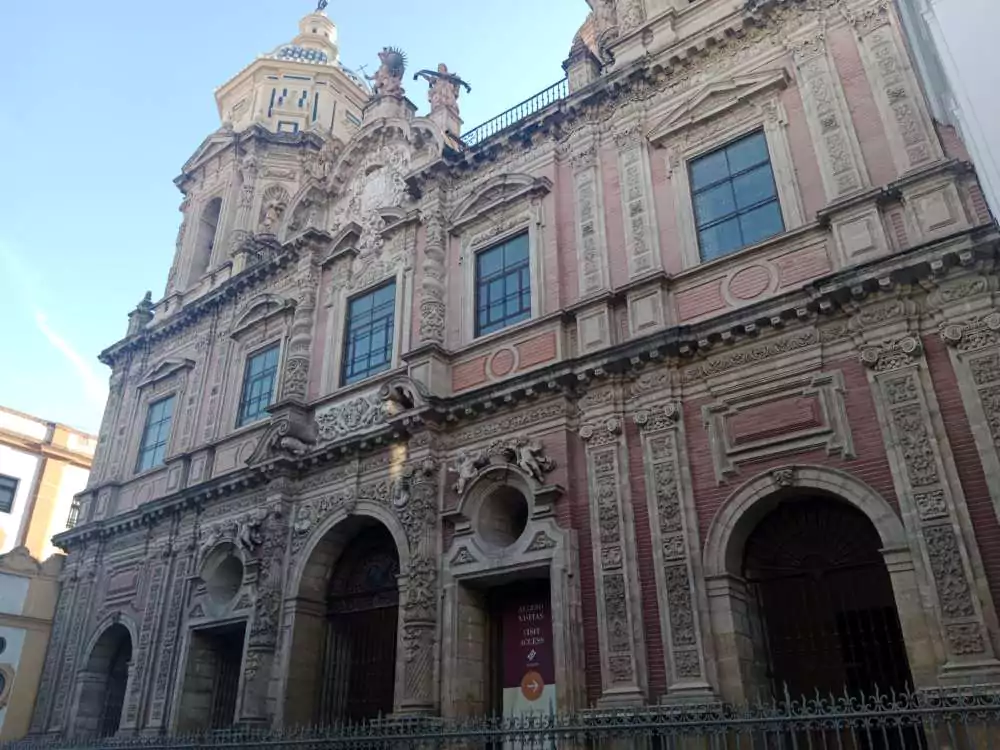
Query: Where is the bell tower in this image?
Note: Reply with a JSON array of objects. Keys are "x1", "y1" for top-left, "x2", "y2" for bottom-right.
[{"x1": 213, "y1": 5, "x2": 369, "y2": 142}]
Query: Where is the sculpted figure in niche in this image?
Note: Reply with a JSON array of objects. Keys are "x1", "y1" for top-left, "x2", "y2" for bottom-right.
[
  {"x1": 414, "y1": 64, "x2": 471, "y2": 116},
  {"x1": 367, "y1": 47, "x2": 407, "y2": 97},
  {"x1": 260, "y1": 198, "x2": 286, "y2": 234},
  {"x1": 453, "y1": 450, "x2": 487, "y2": 495}
]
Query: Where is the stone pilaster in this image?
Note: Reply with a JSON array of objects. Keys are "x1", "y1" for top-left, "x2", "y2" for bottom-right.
[
  {"x1": 847, "y1": 0, "x2": 942, "y2": 174},
  {"x1": 394, "y1": 463, "x2": 440, "y2": 714},
  {"x1": 120, "y1": 541, "x2": 169, "y2": 731},
  {"x1": 613, "y1": 123, "x2": 661, "y2": 279},
  {"x1": 228, "y1": 148, "x2": 259, "y2": 266},
  {"x1": 862, "y1": 335, "x2": 1000, "y2": 682},
  {"x1": 632, "y1": 402, "x2": 715, "y2": 701},
  {"x1": 941, "y1": 309, "x2": 1000, "y2": 525},
  {"x1": 50, "y1": 566, "x2": 96, "y2": 735},
  {"x1": 581, "y1": 415, "x2": 646, "y2": 705},
  {"x1": 569, "y1": 135, "x2": 610, "y2": 297},
  {"x1": 29, "y1": 566, "x2": 78, "y2": 734},
  {"x1": 280, "y1": 247, "x2": 320, "y2": 403},
  {"x1": 787, "y1": 27, "x2": 868, "y2": 200},
  {"x1": 147, "y1": 543, "x2": 194, "y2": 728},
  {"x1": 240, "y1": 482, "x2": 292, "y2": 725},
  {"x1": 418, "y1": 188, "x2": 447, "y2": 346}
]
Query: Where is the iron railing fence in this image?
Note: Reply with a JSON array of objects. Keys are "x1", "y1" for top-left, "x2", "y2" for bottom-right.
[
  {"x1": 7, "y1": 688, "x2": 1000, "y2": 749},
  {"x1": 461, "y1": 79, "x2": 569, "y2": 149}
]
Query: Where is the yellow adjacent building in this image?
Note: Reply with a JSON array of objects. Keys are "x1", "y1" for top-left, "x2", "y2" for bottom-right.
[{"x1": 0, "y1": 406, "x2": 94, "y2": 739}]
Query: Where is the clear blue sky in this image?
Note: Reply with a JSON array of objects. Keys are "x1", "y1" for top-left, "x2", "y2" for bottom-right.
[{"x1": 0, "y1": 0, "x2": 588, "y2": 434}]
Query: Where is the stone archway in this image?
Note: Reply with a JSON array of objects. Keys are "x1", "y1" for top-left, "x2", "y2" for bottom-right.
[
  {"x1": 71, "y1": 622, "x2": 134, "y2": 738},
  {"x1": 703, "y1": 466, "x2": 937, "y2": 703},
  {"x1": 282, "y1": 510, "x2": 407, "y2": 726}
]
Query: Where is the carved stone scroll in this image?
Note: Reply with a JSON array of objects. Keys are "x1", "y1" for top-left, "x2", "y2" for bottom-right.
[
  {"x1": 581, "y1": 417, "x2": 646, "y2": 703},
  {"x1": 861, "y1": 337, "x2": 999, "y2": 670}
]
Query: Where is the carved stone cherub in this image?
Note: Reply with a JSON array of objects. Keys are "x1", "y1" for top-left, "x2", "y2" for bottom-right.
[
  {"x1": 235, "y1": 510, "x2": 267, "y2": 555},
  {"x1": 513, "y1": 438, "x2": 553, "y2": 483},
  {"x1": 452, "y1": 450, "x2": 487, "y2": 495}
]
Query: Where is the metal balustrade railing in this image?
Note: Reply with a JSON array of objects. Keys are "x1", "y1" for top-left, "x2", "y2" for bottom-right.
[
  {"x1": 7, "y1": 687, "x2": 1000, "y2": 749},
  {"x1": 461, "y1": 79, "x2": 569, "y2": 149}
]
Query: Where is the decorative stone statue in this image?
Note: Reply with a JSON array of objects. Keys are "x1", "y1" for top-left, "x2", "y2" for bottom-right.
[
  {"x1": 414, "y1": 64, "x2": 471, "y2": 116},
  {"x1": 235, "y1": 510, "x2": 267, "y2": 554},
  {"x1": 453, "y1": 450, "x2": 486, "y2": 495},
  {"x1": 367, "y1": 47, "x2": 407, "y2": 97},
  {"x1": 513, "y1": 438, "x2": 551, "y2": 483}
]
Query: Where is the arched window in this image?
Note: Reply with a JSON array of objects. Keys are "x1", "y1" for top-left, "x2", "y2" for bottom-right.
[{"x1": 188, "y1": 197, "x2": 223, "y2": 285}]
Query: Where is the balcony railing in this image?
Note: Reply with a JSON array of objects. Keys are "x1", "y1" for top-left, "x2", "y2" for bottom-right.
[{"x1": 461, "y1": 78, "x2": 569, "y2": 148}]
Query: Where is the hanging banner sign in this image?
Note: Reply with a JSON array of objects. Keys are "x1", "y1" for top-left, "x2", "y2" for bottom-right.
[{"x1": 501, "y1": 587, "x2": 557, "y2": 725}]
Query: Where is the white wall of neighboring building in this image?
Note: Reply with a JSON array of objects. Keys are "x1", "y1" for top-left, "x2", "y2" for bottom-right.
[
  {"x1": 41, "y1": 464, "x2": 87, "y2": 561},
  {"x1": 901, "y1": 0, "x2": 1000, "y2": 218},
  {"x1": 0, "y1": 448, "x2": 38, "y2": 555}
]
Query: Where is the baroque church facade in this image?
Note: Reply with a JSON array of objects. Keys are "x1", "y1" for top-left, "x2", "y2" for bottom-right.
[{"x1": 30, "y1": 0, "x2": 1000, "y2": 738}]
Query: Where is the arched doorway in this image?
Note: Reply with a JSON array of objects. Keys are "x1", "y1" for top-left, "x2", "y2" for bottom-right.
[
  {"x1": 284, "y1": 517, "x2": 402, "y2": 726},
  {"x1": 321, "y1": 525, "x2": 400, "y2": 723},
  {"x1": 743, "y1": 496, "x2": 913, "y2": 699},
  {"x1": 73, "y1": 623, "x2": 132, "y2": 737}
]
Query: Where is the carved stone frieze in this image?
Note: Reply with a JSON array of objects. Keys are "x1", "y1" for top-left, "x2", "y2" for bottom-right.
[
  {"x1": 683, "y1": 329, "x2": 819, "y2": 382},
  {"x1": 315, "y1": 391, "x2": 386, "y2": 442}
]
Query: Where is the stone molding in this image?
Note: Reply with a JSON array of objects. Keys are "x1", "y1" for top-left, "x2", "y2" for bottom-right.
[{"x1": 702, "y1": 370, "x2": 855, "y2": 482}]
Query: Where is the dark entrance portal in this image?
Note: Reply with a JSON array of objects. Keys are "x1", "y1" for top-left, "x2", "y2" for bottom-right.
[
  {"x1": 99, "y1": 630, "x2": 131, "y2": 737},
  {"x1": 744, "y1": 497, "x2": 913, "y2": 700},
  {"x1": 320, "y1": 525, "x2": 400, "y2": 723},
  {"x1": 176, "y1": 621, "x2": 246, "y2": 731}
]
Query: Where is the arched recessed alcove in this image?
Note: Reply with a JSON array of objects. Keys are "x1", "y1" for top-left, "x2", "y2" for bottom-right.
[
  {"x1": 188, "y1": 196, "x2": 222, "y2": 285},
  {"x1": 72, "y1": 622, "x2": 132, "y2": 738},
  {"x1": 285, "y1": 515, "x2": 401, "y2": 726},
  {"x1": 704, "y1": 466, "x2": 938, "y2": 705}
]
